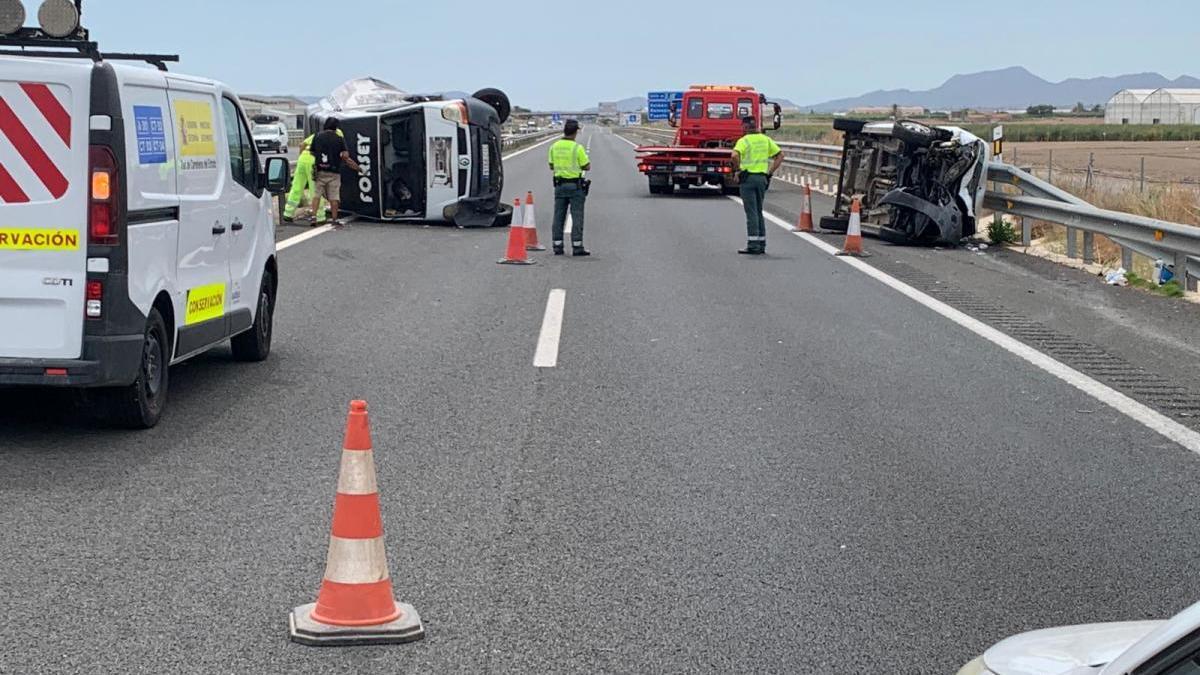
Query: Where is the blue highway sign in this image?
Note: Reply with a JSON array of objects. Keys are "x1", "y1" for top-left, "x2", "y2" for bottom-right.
[{"x1": 647, "y1": 91, "x2": 684, "y2": 121}]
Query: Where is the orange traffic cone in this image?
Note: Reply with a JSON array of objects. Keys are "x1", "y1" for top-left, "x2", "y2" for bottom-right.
[
  {"x1": 289, "y1": 400, "x2": 425, "y2": 646},
  {"x1": 523, "y1": 191, "x2": 546, "y2": 251},
  {"x1": 794, "y1": 185, "x2": 814, "y2": 232},
  {"x1": 836, "y1": 197, "x2": 869, "y2": 258},
  {"x1": 497, "y1": 198, "x2": 534, "y2": 265}
]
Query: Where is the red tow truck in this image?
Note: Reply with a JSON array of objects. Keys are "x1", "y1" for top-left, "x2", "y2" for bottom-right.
[{"x1": 635, "y1": 85, "x2": 782, "y2": 195}]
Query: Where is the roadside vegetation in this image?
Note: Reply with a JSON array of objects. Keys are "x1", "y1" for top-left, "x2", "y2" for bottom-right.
[{"x1": 1021, "y1": 176, "x2": 1199, "y2": 283}]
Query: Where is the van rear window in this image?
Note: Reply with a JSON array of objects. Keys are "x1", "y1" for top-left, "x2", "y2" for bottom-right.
[{"x1": 0, "y1": 81, "x2": 73, "y2": 203}]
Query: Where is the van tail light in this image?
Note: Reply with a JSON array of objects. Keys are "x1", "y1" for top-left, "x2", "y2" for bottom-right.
[
  {"x1": 88, "y1": 145, "x2": 118, "y2": 246},
  {"x1": 85, "y1": 279, "x2": 102, "y2": 319}
]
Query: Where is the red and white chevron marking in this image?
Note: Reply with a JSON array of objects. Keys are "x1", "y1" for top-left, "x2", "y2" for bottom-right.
[{"x1": 0, "y1": 81, "x2": 72, "y2": 203}]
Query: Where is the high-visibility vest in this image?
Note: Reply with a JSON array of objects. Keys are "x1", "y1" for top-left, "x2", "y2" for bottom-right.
[
  {"x1": 549, "y1": 139, "x2": 589, "y2": 179},
  {"x1": 734, "y1": 133, "x2": 781, "y2": 174}
]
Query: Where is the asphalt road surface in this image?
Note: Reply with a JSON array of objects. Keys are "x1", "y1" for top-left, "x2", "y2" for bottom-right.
[{"x1": 3, "y1": 129, "x2": 1200, "y2": 673}]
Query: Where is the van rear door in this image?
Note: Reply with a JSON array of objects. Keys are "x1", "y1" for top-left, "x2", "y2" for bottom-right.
[{"x1": 0, "y1": 59, "x2": 90, "y2": 359}]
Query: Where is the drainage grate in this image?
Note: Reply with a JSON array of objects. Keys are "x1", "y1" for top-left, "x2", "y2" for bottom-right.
[{"x1": 883, "y1": 261, "x2": 1200, "y2": 429}]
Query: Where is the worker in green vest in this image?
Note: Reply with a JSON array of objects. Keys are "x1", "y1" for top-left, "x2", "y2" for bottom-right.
[
  {"x1": 282, "y1": 130, "x2": 337, "y2": 224},
  {"x1": 732, "y1": 116, "x2": 784, "y2": 255},
  {"x1": 547, "y1": 119, "x2": 592, "y2": 256}
]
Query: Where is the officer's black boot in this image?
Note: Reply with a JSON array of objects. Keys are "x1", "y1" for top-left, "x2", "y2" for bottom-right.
[
  {"x1": 572, "y1": 244, "x2": 591, "y2": 257},
  {"x1": 553, "y1": 246, "x2": 564, "y2": 256}
]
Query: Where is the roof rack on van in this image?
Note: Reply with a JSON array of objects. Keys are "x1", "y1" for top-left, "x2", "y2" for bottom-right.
[
  {"x1": 0, "y1": 1, "x2": 177, "y2": 71},
  {"x1": 0, "y1": 34, "x2": 178, "y2": 71}
]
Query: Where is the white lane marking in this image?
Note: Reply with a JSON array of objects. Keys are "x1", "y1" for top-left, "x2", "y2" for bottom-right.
[
  {"x1": 534, "y1": 289, "x2": 567, "y2": 368},
  {"x1": 615, "y1": 134, "x2": 639, "y2": 148},
  {"x1": 565, "y1": 212, "x2": 573, "y2": 236},
  {"x1": 277, "y1": 224, "x2": 334, "y2": 251},
  {"x1": 728, "y1": 194, "x2": 1200, "y2": 455},
  {"x1": 275, "y1": 138, "x2": 559, "y2": 253}
]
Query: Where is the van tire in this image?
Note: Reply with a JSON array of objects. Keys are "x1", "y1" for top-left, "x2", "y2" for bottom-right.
[
  {"x1": 103, "y1": 308, "x2": 169, "y2": 429},
  {"x1": 819, "y1": 215, "x2": 850, "y2": 232},
  {"x1": 893, "y1": 120, "x2": 952, "y2": 148},
  {"x1": 472, "y1": 88, "x2": 512, "y2": 124},
  {"x1": 832, "y1": 119, "x2": 867, "y2": 134},
  {"x1": 232, "y1": 273, "x2": 275, "y2": 362}
]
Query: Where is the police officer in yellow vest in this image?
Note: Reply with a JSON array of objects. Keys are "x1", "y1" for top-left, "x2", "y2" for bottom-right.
[
  {"x1": 732, "y1": 116, "x2": 784, "y2": 255},
  {"x1": 548, "y1": 119, "x2": 592, "y2": 256}
]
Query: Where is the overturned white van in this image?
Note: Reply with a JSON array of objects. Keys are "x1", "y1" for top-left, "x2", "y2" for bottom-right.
[{"x1": 307, "y1": 78, "x2": 513, "y2": 227}]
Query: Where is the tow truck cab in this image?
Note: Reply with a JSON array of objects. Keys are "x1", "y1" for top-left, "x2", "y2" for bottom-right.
[
  {"x1": 307, "y1": 80, "x2": 512, "y2": 227},
  {"x1": 635, "y1": 84, "x2": 783, "y2": 195},
  {"x1": 670, "y1": 85, "x2": 782, "y2": 148}
]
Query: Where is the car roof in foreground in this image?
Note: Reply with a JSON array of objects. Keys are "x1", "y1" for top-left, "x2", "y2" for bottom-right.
[{"x1": 1102, "y1": 600, "x2": 1200, "y2": 674}]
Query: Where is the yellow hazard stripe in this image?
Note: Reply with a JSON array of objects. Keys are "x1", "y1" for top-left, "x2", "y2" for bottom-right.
[
  {"x1": 0, "y1": 228, "x2": 80, "y2": 251},
  {"x1": 185, "y1": 282, "x2": 225, "y2": 326}
]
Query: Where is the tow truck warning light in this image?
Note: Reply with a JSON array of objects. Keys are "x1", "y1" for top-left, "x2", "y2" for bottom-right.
[{"x1": 0, "y1": 0, "x2": 82, "y2": 38}]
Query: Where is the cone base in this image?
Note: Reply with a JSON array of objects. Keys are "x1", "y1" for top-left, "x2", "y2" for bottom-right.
[
  {"x1": 497, "y1": 258, "x2": 536, "y2": 265},
  {"x1": 835, "y1": 250, "x2": 872, "y2": 258},
  {"x1": 289, "y1": 602, "x2": 424, "y2": 647}
]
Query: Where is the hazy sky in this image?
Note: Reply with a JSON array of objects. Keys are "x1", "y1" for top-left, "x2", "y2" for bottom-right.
[{"x1": 82, "y1": 0, "x2": 1198, "y2": 110}]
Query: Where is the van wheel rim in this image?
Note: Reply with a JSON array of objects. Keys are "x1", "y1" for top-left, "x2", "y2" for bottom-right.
[
  {"x1": 144, "y1": 333, "x2": 162, "y2": 398},
  {"x1": 258, "y1": 290, "x2": 271, "y2": 343}
]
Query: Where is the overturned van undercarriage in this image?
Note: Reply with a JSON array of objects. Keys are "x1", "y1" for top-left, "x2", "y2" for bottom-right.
[{"x1": 822, "y1": 120, "x2": 991, "y2": 245}]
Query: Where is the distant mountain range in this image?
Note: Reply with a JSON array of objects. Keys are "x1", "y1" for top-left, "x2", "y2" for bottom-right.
[{"x1": 802, "y1": 67, "x2": 1200, "y2": 112}]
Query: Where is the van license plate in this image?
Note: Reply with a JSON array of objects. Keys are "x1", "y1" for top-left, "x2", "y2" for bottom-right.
[{"x1": 674, "y1": 165, "x2": 697, "y2": 173}]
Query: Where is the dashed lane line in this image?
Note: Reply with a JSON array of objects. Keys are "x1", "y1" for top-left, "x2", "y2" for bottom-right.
[
  {"x1": 276, "y1": 136, "x2": 560, "y2": 253},
  {"x1": 277, "y1": 224, "x2": 334, "y2": 251},
  {"x1": 534, "y1": 289, "x2": 567, "y2": 368}
]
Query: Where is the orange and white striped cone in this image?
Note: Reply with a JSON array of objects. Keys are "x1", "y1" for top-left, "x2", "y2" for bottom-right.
[
  {"x1": 794, "y1": 185, "x2": 814, "y2": 232},
  {"x1": 836, "y1": 197, "x2": 869, "y2": 258},
  {"x1": 523, "y1": 191, "x2": 546, "y2": 251},
  {"x1": 289, "y1": 400, "x2": 425, "y2": 646},
  {"x1": 498, "y1": 198, "x2": 534, "y2": 265}
]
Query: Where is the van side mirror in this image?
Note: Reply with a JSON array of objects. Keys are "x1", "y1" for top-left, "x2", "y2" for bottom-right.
[
  {"x1": 668, "y1": 101, "x2": 678, "y2": 128},
  {"x1": 771, "y1": 103, "x2": 783, "y2": 131},
  {"x1": 264, "y1": 157, "x2": 290, "y2": 194}
]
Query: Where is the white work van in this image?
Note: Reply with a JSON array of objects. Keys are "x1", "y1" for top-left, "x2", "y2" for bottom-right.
[{"x1": 0, "y1": 55, "x2": 289, "y2": 428}]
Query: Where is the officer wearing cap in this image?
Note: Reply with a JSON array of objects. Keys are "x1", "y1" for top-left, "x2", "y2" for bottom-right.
[
  {"x1": 732, "y1": 116, "x2": 784, "y2": 255},
  {"x1": 548, "y1": 119, "x2": 591, "y2": 256}
]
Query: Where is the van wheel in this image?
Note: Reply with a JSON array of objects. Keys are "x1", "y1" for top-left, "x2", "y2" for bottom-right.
[
  {"x1": 104, "y1": 308, "x2": 169, "y2": 429},
  {"x1": 231, "y1": 274, "x2": 274, "y2": 362}
]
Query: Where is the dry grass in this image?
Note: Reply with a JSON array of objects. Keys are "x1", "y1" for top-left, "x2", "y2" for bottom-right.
[{"x1": 1022, "y1": 178, "x2": 1199, "y2": 277}]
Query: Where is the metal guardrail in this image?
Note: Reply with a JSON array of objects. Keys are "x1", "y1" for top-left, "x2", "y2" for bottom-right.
[
  {"x1": 502, "y1": 128, "x2": 560, "y2": 151},
  {"x1": 621, "y1": 127, "x2": 1199, "y2": 291}
]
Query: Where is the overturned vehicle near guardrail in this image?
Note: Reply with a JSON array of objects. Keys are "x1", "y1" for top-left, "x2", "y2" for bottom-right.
[
  {"x1": 307, "y1": 78, "x2": 514, "y2": 227},
  {"x1": 821, "y1": 120, "x2": 991, "y2": 245}
]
